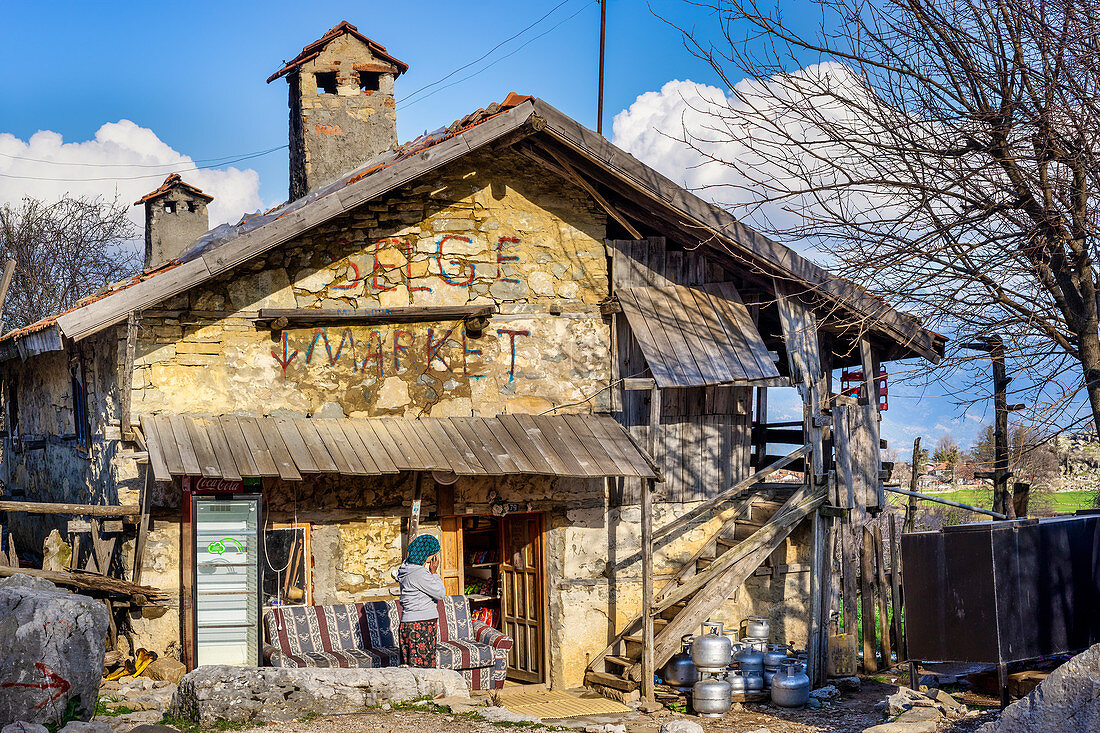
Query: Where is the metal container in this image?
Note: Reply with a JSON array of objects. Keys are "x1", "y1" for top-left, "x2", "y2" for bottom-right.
[
  {"x1": 763, "y1": 644, "x2": 791, "y2": 669},
  {"x1": 770, "y1": 661, "x2": 811, "y2": 708},
  {"x1": 903, "y1": 515, "x2": 1100, "y2": 667},
  {"x1": 741, "y1": 636, "x2": 769, "y2": 652},
  {"x1": 763, "y1": 666, "x2": 782, "y2": 688},
  {"x1": 662, "y1": 635, "x2": 698, "y2": 691},
  {"x1": 743, "y1": 671, "x2": 764, "y2": 693},
  {"x1": 727, "y1": 669, "x2": 748, "y2": 694},
  {"x1": 692, "y1": 622, "x2": 733, "y2": 672},
  {"x1": 742, "y1": 615, "x2": 771, "y2": 640},
  {"x1": 734, "y1": 642, "x2": 765, "y2": 674},
  {"x1": 692, "y1": 674, "x2": 732, "y2": 717}
]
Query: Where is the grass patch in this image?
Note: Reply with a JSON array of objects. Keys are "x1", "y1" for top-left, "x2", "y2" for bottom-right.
[{"x1": 158, "y1": 714, "x2": 252, "y2": 733}]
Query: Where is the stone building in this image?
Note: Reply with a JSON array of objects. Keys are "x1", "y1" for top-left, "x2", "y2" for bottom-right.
[{"x1": 0, "y1": 22, "x2": 943, "y2": 692}]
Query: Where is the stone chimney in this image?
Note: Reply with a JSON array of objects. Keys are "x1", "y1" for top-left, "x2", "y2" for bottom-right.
[
  {"x1": 134, "y1": 174, "x2": 213, "y2": 270},
  {"x1": 268, "y1": 21, "x2": 408, "y2": 200}
]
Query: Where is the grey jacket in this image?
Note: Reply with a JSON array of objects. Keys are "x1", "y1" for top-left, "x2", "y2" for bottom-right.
[{"x1": 397, "y1": 561, "x2": 447, "y2": 622}]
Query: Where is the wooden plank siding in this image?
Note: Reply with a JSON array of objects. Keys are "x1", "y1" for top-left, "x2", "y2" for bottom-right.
[{"x1": 609, "y1": 238, "x2": 756, "y2": 506}]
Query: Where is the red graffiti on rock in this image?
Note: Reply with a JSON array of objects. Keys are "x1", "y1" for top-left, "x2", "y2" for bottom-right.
[{"x1": 1, "y1": 662, "x2": 71, "y2": 709}]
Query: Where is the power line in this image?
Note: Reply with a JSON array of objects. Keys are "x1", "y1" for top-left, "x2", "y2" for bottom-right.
[
  {"x1": 397, "y1": 0, "x2": 577, "y2": 104},
  {"x1": 400, "y1": 1, "x2": 597, "y2": 110},
  {"x1": 0, "y1": 146, "x2": 286, "y2": 183},
  {"x1": 0, "y1": 144, "x2": 287, "y2": 169}
]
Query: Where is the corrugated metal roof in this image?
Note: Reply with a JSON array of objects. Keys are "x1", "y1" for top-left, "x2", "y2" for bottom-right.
[
  {"x1": 139, "y1": 413, "x2": 659, "y2": 482},
  {"x1": 618, "y1": 282, "x2": 785, "y2": 389}
]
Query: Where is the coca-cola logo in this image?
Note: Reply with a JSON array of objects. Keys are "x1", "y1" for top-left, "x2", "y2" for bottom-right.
[{"x1": 184, "y1": 476, "x2": 244, "y2": 493}]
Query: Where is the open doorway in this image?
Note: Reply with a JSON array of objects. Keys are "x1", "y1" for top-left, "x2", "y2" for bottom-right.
[{"x1": 440, "y1": 513, "x2": 546, "y2": 683}]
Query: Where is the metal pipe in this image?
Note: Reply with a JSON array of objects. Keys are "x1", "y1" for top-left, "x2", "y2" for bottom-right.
[{"x1": 885, "y1": 486, "x2": 1008, "y2": 520}]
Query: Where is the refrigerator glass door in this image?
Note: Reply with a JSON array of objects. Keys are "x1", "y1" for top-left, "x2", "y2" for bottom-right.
[{"x1": 194, "y1": 496, "x2": 260, "y2": 666}]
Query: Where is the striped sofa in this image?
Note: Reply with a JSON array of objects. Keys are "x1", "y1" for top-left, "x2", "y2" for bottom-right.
[{"x1": 263, "y1": 595, "x2": 511, "y2": 690}]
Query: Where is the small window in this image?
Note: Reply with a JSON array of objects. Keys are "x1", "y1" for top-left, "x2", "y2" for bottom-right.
[
  {"x1": 315, "y1": 71, "x2": 338, "y2": 95},
  {"x1": 186, "y1": 201, "x2": 198, "y2": 213},
  {"x1": 164, "y1": 201, "x2": 176, "y2": 214},
  {"x1": 71, "y1": 360, "x2": 90, "y2": 450},
  {"x1": 358, "y1": 71, "x2": 381, "y2": 92}
]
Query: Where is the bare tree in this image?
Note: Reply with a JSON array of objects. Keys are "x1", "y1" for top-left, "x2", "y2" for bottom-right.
[
  {"x1": 675, "y1": 0, "x2": 1100, "y2": 434},
  {"x1": 0, "y1": 196, "x2": 138, "y2": 330}
]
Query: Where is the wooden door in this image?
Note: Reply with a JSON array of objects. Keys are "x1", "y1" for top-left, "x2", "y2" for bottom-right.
[
  {"x1": 500, "y1": 513, "x2": 544, "y2": 682},
  {"x1": 439, "y1": 517, "x2": 464, "y2": 595}
]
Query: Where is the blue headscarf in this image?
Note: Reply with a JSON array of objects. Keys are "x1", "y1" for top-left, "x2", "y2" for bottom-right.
[{"x1": 406, "y1": 534, "x2": 441, "y2": 565}]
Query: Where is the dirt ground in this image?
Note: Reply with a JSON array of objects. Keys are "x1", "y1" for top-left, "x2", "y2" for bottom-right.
[{"x1": 219, "y1": 678, "x2": 1003, "y2": 733}]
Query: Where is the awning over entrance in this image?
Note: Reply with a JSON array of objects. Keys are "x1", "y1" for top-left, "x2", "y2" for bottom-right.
[
  {"x1": 617, "y1": 282, "x2": 785, "y2": 389},
  {"x1": 139, "y1": 413, "x2": 658, "y2": 482}
]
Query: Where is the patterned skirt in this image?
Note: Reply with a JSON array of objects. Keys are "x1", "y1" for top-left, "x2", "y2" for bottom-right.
[{"x1": 399, "y1": 619, "x2": 438, "y2": 667}]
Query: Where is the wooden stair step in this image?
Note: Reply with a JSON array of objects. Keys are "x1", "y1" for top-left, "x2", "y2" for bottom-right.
[
  {"x1": 696, "y1": 557, "x2": 714, "y2": 569},
  {"x1": 585, "y1": 670, "x2": 639, "y2": 692},
  {"x1": 605, "y1": 655, "x2": 637, "y2": 668}
]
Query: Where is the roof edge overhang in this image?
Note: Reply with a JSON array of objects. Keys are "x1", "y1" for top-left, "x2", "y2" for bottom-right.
[
  {"x1": 52, "y1": 100, "x2": 540, "y2": 343},
  {"x1": 526, "y1": 99, "x2": 946, "y2": 365},
  {"x1": 36, "y1": 94, "x2": 941, "y2": 366}
]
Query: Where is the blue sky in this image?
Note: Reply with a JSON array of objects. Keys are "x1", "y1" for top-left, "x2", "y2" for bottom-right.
[{"x1": 0, "y1": 0, "x2": 994, "y2": 456}]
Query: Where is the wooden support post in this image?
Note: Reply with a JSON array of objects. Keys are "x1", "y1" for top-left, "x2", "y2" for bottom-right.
[
  {"x1": 753, "y1": 386, "x2": 768, "y2": 469},
  {"x1": 860, "y1": 526, "x2": 878, "y2": 672},
  {"x1": 990, "y1": 337, "x2": 1013, "y2": 518},
  {"x1": 840, "y1": 523, "x2": 857, "y2": 634},
  {"x1": 808, "y1": 509, "x2": 829, "y2": 686},
  {"x1": 0, "y1": 258, "x2": 16, "y2": 332},
  {"x1": 132, "y1": 469, "x2": 152, "y2": 585},
  {"x1": 905, "y1": 437, "x2": 921, "y2": 532},
  {"x1": 640, "y1": 385, "x2": 660, "y2": 702},
  {"x1": 889, "y1": 516, "x2": 905, "y2": 662},
  {"x1": 859, "y1": 338, "x2": 885, "y2": 510},
  {"x1": 873, "y1": 524, "x2": 892, "y2": 668},
  {"x1": 409, "y1": 473, "x2": 424, "y2": 541},
  {"x1": 121, "y1": 312, "x2": 138, "y2": 441}
]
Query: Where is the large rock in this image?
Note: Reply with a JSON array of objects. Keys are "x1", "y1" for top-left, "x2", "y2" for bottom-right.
[
  {"x1": 980, "y1": 643, "x2": 1100, "y2": 733},
  {"x1": 168, "y1": 665, "x2": 469, "y2": 726},
  {"x1": 0, "y1": 575, "x2": 109, "y2": 725}
]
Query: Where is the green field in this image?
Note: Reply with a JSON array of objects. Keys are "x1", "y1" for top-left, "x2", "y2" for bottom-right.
[{"x1": 919, "y1": 487, "x2": 1097, "y2": 514}]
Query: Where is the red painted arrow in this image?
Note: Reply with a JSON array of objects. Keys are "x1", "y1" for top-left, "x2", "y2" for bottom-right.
[{"x1": 1, "y1": 662, "x2": 71, "y2": 709}]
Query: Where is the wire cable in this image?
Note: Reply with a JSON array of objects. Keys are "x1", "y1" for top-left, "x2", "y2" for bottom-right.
[
  {"x1": 397, "y1": 0, "x2": 577, "y2": 104},
  {"x1": 0, "y1": 146, "x2": 286, "y2": 183},
  {"x1": 0, "y1": 144, "x2": 286, "y2": 169},
  {"x1": 399, "y1": 0, "x2": 598, "y2": 110}
]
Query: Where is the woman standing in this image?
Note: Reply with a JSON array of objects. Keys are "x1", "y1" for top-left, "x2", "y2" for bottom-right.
[{"x1": 397, "y1": 534, "x2": 446, "y2": 667}]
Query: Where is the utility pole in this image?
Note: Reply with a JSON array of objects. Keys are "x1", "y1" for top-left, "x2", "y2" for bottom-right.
[
  {"x1": 597, "y1": 0, "x2": 607, "y2": 135},
  {"x1": 962, "y1": 335, "x2": 1018, "y2": 519}
]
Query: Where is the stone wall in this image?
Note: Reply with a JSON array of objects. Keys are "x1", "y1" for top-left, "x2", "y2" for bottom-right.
[
  {"x1": 287, "y1": 33, "x2": 400, "y2": 198},
  {"x1": 131, "y1": 148, "x2": 609, "y2": 423},
  {"x1": 2, "y1": 328, "x2": 142, "y2": 550}
]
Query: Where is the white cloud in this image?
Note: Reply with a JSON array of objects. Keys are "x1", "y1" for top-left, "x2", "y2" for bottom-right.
[
  {"x1": 611, "y1": 65, "x2": 900, "y2": 244},
  {"x1": 0, "y1": 120, "x2": 264, "y2": 233}
]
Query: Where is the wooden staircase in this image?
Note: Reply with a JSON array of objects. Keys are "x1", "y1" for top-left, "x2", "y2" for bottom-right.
[{"x1": 585, "y1": 479, "x2": 826, "y2": 691}]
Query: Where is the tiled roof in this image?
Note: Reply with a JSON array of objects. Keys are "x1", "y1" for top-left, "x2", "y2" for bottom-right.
[
  {"x1": 267, "y1": 21, "x2": 409, "y2": 83},
  {"x1": 134, "y1": 173, "x2": 213, "y2": 205}
]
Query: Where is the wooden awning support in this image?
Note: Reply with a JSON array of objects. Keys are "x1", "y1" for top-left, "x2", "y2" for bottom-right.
[{"x1": 254, "y1": 305, "x2": 494, "y2": 330}]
